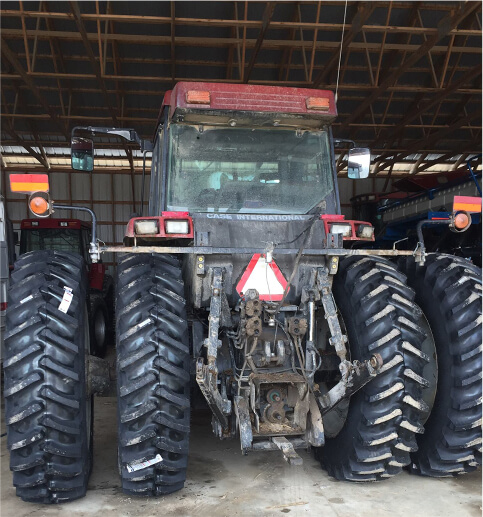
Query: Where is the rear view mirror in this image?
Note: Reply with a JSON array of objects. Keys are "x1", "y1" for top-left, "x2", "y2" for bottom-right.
[
  {"x1": 348, "y1": 148, "x2": 371, "y2": 179},
  {"x1": 71, "y1": 137, "x2": 94, "y2": 171}
]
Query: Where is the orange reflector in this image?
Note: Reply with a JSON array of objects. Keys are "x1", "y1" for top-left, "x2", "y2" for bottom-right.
[
  {"x1": 10, "y1": 173, "x2": 49, "y2": 194},
  {"x1": 306, "y1": 97, "x2": 330, "y2": 111},
  {"x1": 186, "y1": 90, "x2": 211, "y2": 105},
  {"x1": 29, "y1": 196, "x2": 49, "y2": 216},
  {"x1": 453, "y1": 195, "x2": 482, "y2": 213}
]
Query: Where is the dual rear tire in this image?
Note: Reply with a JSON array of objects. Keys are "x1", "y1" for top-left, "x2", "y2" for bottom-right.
[
  {"x1": 115, "y1": 253, "x2": 191, "y2": 496},
  {"x1": 319, "y1": 256, "x2": 428, "y2": 480},
  {"x1": 402, "y1": 253, "x2": 482, "y2": 476},
  {"x1": 4, "y1": 250, "x2": 92, "y2": 503},
  {"x1": 319, "y1": 254, "x2": 481, "y2": 481}
]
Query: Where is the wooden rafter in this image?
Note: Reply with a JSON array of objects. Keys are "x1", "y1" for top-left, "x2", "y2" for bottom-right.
[
  {"x1": 278, "y1": 3, "x2": 301, "y2": 82},
  {"x1": 1, "y1": 37, "x2": 68, "y2": 139},
  {"x1": 0, "y1": 1, "x2": 480, "y2": 169},
  {"x1": 170, "y1": 2, "x2": 176, "y2": 85},
  {"x1": 2, "y1": 27, "x2": 481, "y2": 55},
  {"x1": 339, "y1": 2, "x2": 481, "y2": 133},
  {"x1": 243, "y1": 2, "x2": 276, "y2": 83},
  {"x1": 312, "y1": 2, "x2": 375, "y2": 88},
  {"x1": 69, "y1": 1, "x2": 118, "y2": 125},
  {"x1": 370, "y1": 63, "x2": 482, "y2": 149}
]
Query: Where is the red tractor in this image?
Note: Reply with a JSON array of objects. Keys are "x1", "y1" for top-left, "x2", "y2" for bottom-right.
[
  {"x1": 18, "y1": 218, "x2": 114, "y2": 357},
  {"x1": 4, "y1": 82, "x2": 481, "y2": 504}
]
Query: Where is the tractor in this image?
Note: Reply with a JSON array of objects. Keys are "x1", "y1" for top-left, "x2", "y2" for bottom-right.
[{"x1": 4, "y1": 82, "x2": 481, "y2": 503}]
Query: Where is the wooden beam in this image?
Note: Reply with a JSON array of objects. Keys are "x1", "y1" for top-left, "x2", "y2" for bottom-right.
[
  {"x1": 4, "y1": 8, "x2": 478, "y2": 34},
  {"x1": 375, "y1": 2, "x2": 393, "y2": 85},
  {"x1": 107, "y1": 2, "x2": 125, "y2": 116},
  {"x1": 241, "y1": 1, "x2": 247, "y2": 82},
  {"x1": 226, "y1": 3, "x2": 237, "y2": 80},
  {"x1": 308, "y1": 2, "x2": 322, "y2": 83},
  {"x1": 297, "y1": 4, "x2": 309, "y2": 83},
  {"x1": 278, "y1": 3, "x2": 300, "y2": 82},
  {"x1": 18, "y1": 1, "x2": 31, "y2": 73},
  {"x1": 243, "y1": 2, "x2": 276, "y2": 83},
  {"x1": 2, "y1": 27, "x2": 481, "y2": 54},
  {"x1": 170, "y1": 2, "x2": 176, "y2": 85}
]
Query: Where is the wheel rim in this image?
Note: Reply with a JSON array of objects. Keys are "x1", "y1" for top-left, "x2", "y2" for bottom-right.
[
  {"x1": 417, "y1": 312, "x2": 438, "y2": 424},
  {"x1": 314, "y1": 310, "x2": 350, "y2": 438},
  {"x1": 85, "y1": 306, "x2": 93, "y2": 446},
  {"x1": 94, "y1": 308, "x2": 106, "y2": 347}
]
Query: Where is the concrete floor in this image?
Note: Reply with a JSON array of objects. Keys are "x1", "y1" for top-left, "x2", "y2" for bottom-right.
[{"x1": 1, "y1": 396, "x2": 481, "y2": 517}]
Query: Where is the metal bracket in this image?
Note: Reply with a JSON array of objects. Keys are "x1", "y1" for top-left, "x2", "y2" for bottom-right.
[
  {"x1": 312, "y1": 266, "x2": 384, "y2": 414},
  {"x1": 204, "y1": 267, "x2": 223, "y2": 363},
  {"x1": 314, "y1": 354, "x2": 383, "y2": 415},
  {"x1": 196, "y1": 358, "x2": 231, "y2": 429},
  {"x1": 317, "y1": 267, "x2": 348, "y2": 362},
  {"x1": 196, "y1": 267, "x2": 231, "y2": 430}
]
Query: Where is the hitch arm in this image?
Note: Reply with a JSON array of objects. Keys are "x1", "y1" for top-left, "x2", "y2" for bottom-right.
[
  {"x1": 195, "y1": 268, "x2": 231, "y2": 430},
  {"x1": 314, "y1": 355, "x2": 383, "y2": 415}
]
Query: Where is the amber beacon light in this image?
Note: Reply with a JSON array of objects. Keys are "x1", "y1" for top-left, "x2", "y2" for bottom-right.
[{"x1": 28, "y1": 192, "x2": 52, "y2": 217}]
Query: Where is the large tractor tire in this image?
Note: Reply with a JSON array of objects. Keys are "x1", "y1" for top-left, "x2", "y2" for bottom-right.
[
  {"x1": 3, "y1": 250, "x2": 92, "y2": 503},
  {"x1": 402, "y1": 253, "x2": 482, "y2": 476},
  {"x1": 116, "y1": 253, "x2": 190, "y2": 496},
  {"x1": 89, "y1": 292, "x2": 109, "y2": 358},
  {"x1": 318, "y1": 256, "x2": 428, "y2": 481}
]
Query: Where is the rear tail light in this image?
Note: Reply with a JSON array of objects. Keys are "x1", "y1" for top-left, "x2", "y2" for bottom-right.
[
  {"x1": 0, "y1": 302, "x2": 7, "y2": 312},
  {"x1": 134, "y1": 220, "x2": 159, "y2": 235},
  {"x1": 356, "y1": 224, "x2": 375, "y2": 239},
  {"x1": 321, "y1": 215, "x2": 375, "y2": 241},
  {"x1": 165, "y1": 220, "x2": 190, "y2": 234},
  {"x1": 329, "y1": 223, "x2": 352, "y2": 237}
]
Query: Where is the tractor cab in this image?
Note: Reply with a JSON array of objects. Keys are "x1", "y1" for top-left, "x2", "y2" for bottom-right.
[{"x1": 20, "y1": 218, "x2": 92, "y2": 261}]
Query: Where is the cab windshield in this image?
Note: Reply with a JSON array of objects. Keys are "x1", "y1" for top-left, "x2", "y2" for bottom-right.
[{"x1": 167, "y1": 125, "x2": 335, "y2": 214}]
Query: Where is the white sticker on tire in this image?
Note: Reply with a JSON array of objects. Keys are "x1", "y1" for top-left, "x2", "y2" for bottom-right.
[
  {"x1": 20, "y1": 295, "x2": 33, "y2": 304},
  {"x1": 58, "y1": 286, "x2": 73, "y2": 313},
  {"x1": 126, "y1": 454, "x2": 163, "y2": 473}
]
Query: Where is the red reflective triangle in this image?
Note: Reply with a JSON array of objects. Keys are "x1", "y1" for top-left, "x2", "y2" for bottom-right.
[{"x1": 236, "y1": 254, "x2": 288, "y2": 301}]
